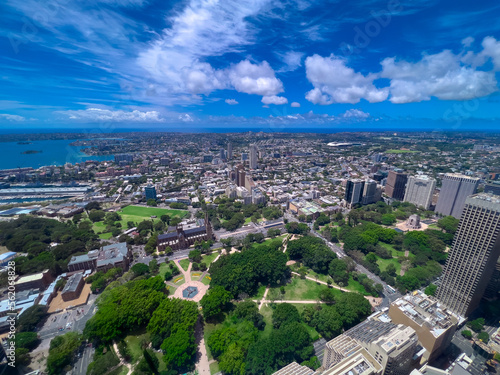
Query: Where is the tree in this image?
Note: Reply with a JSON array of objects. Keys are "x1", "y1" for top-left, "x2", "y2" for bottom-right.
[
  {"x1": 272, "y1": 303, "x2": 300, "y2": 329},
  {"x1": 200, "y1": 286, "x2": 233, "y2": 321},
  {"x1": 385, "y1": 263, "x2": 397, "y2": 277},
  {"x1": 381, "y1": 214, "x2": 396, "y2": 226},
  {"x1": 147, "y1": 199, "x2": 157, "y2": 206},
  {"x1": 312, "y1": 306, "x2": 343, "y2": 340},
  {"x1": 160, "y1": 214, "x2": 170, "y2": 224},
  {"x1": 467, "y1": 318, "x2": 485, "y2": 332},
  {"x1": 88, "y1": 210, "x2": 105, "y2": 222},
  {"x1": 219, "y1": 343, "x2": 246, "y2": 375},
  {"x1": 319, "y1": 288, "x2": 336, "y2": 304},
  {"x1": 328, "y1": 259, "x2": 349, "y2": 285},
  {"x1": 131, "y1": 263, "x2": 149, "y2": 276},
  {"x1": 162, "y1": 328, "x2": 196, "y2": 371},
  {"x1": 424, "y1": 283, "x2": 437, "y2": 296},
  {"x1": 461, "y1": 330, "x2": 472, "y2": 339},
  {"x1": 437, "y1": 216, "x2": 459, "y2": 234},
  {"x1": 47, "y1": 332, "x2": 83, "y2": 375},
  {"x1": 477, "y1": 331, "x2": 489, "y2": 343},
  {"x1": 149, "y1": 259, "x2": 159, "y2": 274},
  {"x1": 17, "y1": 305, "x2": 48, "y2": 332},
  {"x1": 85, "y1": 201, "x2": 101, "y2": 212},
  {"x1": 189, "y1": 249, "x2": 202, "y2": 263},
  {"x1": 15, "y1": 331, "x2": 40, "y2": 350}
]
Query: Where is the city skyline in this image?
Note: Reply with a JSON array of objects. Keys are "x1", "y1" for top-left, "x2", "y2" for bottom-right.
[{"x1": 1, "y1": 1, "x2": 500, "y2": 130}]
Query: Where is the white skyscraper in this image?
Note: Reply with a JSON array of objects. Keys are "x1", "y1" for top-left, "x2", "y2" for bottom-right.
[{"x1": 403, "y1": 175, "x2": 436, "y2": 210}]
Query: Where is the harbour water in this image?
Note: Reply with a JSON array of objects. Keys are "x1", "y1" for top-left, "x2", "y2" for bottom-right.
[{"x1": 0, "y1": 139, "x2": 114, "y2": 170}]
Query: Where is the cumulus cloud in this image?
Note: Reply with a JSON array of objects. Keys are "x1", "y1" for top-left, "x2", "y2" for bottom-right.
[
  {"x1": 261, "y1": 95, "x2": 288, "y2": 105},
  {"x1": 57, "y1": 108, "x2": 165, "y2": 122},
  {"x1": 380, "y1": 50, "x2": 498, "y2": 103},
  {"x1": 305, "y1": 54, "x2": 389, "y2": 104},
  {"x1": 229, "y1": 60, "x2": 284, "y2": 96},
  {"x1": 291, "y1": 102, "x2": 301, "y2": 107},
  {"x1": 225, "y1": 99, "x2": 239, "y2": 105},
  {"x1": 0, "y1": 114, "x2": 26, "y2": 121},
  {"x1": 341, "y1": 109, "x2": 370, "y2": 119},
  {"x1": 305, "y1": 37, "x2": 500, "y2": 105}
]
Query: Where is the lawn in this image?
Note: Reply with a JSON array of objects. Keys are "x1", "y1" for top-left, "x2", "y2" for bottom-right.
[
  {"x1": 376, "y1": 256, "x2": 402, "y2": 275},
  {"x1": 158, "y1": 261, "x2": 177, "y2": 279},
  {"x1": 173, "y1": 276, "x2": 185, "y2": 285},
  {"x1": 378, "y1": 242, "x2": 410, "y2": 258},
  {"x1": 210, "y1": 361, "x2": 221, "y2": 375},
  {"x1": 98, "y1": 232, "x2": 113, "y2": 240},
  {"x1": 108, "y1": 366, "x2": 128, "y2": 375},
  {"x1": 201, "y1": 275, "x2": 211, "y2": 285},
  {"x1": 178, "y1": 258, "x2": 190, "y2": 271},
  {"x1": 202, "y1": 252, "x2": 220, "y2": 267},
  {"x1": 124, "y1": 330, "x2": 150, "y2": 363},
  {"x1": 282, "y1": 276, "x2": 337, "y2": 301},
  {"x1": 92, "y1": 205, "x2": 188, "y2": 235},
  {"x1": 203, "y1": 322, "x2": 219, "y2": 360},
  {"x1": 191, "y1": 272, "x2": 202, "y2": 281},
  {"x1": 260, "y1": 304, "x2": 274, "y2": 338},
  {"x1": 261, "y1": 234, "x2": 287, "y2": 247}
]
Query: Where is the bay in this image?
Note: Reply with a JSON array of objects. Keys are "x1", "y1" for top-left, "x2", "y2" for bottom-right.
[{"x1": 0, "y1": 139, "x2": 114, "y2": 170}]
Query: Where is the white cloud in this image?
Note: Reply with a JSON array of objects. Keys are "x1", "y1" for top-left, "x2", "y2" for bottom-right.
[
  {"x1": 380, "y1": 50, "x2": 498, "y2": 103},
  {"x1": 341, "y1": 109, "x2": 370, "y2": 119},
  {"x1": 228, "y1": 60, "x2": 284, "y2": 96},
  {"x1": 178, "y1": 114, "x2": 194, "y2": 122},
  {"x1": 480, "y1": 36, "x2": 500, "y2": 70},
  {"x1": 57, "y1": 108, "x2": 165, "y2": 122},
  {"x1": 462, "y1": 36, "x2": 474, "y2": 48},
  {"x1": 278, "y1": 51, "x2": 305, "y2": 72},
  {"x1": 305, "y1": 54, "x2": 389, "y2": 104},
  {"x1": 0, "y1": 114, "x2": 26, "y2": 121},
  {"x1": 261, "y1": 95, "x2": 288, "y2": 105},
  {"x1": 291, "y1": 102, "x2": 301, "y2": 107},
  {"x1": 225, "y1": 99, "x2": 239, "y2": 105}
]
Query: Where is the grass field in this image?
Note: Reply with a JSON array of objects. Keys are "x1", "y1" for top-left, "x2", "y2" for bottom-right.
[
  {"x1": 92, "y1": 205, "x2": 188, "y2": 237},
  {"x1": 158, "y1": 261, "x2": 177, "y2": 279},
  {"x1": 282, "y1": 276, "x2": 337, "y2": 300},
  {"x1": 260, "y1": 304, "x2": 274, "y2": 338},
  {"x1": 201, "y1": 252, "x2": 220, "y2": 267},
  {"x1": 210, "y1": 361, "x2": 221, "y2": 374},
  {"x1": 178, "y1": 258, "x2": 190, "y2": 271},
  {"x1": 385, "y1": 149, "x2": 419, "y2": 154},
  {"x1": 202, "y1": 275, "x2": 211, "y2": 285},
  {"x1": 376, "y1": 256, "x2": 402, "y2": 274},
  {"x1": 124, "y1": 331, "x2": 150, "y2": 363}
]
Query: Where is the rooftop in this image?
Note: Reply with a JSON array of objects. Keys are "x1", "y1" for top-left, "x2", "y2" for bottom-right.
[{"x1": 62, "y1": 273, "x2": 83, "y2": 294}]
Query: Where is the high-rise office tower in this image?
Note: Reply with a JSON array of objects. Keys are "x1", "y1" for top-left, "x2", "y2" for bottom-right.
[
  {"x1": 403, "y1": 175, "x2": 436, "y2": 210},
  {"x1": 249, "y1": 144, "x2": 258, "y2": 169},
  {"x1": 144, "y1": 185, "x2": 157, "y2": 201},
  {"x1": 227, "y1": 142, "x2": 233, "y2": 160},
  {"x1": 484, "y1": 256, "x2": 500, "y2": 300},
  {"x1": 362, "y1": 180, "x2": 378, "y2": 205},
  {"x1": 385, "y1": 170, "x2": 407, "y2": 200},
  {"x1": 435, "y1": 173, "x2": 479, "y2": 218},
  {"x1": 345, "y1": 179, "x2": 365, "y2": 206},
  {"x1": 219, "y1": 148, "x2": 226, "y2": 160},
  {"x1": 436, "y1": 194, "x2": 500, "y2": 317}
]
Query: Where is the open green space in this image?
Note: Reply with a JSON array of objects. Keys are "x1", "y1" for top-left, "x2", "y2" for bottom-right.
[
  {"x1": 98, "y1": 232, "x2": 113, "y2": 240},
  {"x1": 376, "y1": 256, "x2": 402, "y2": 275},
  {"x1": 385, "y1": 149, "x2": 419, "y2": 154},
  {"x1": 261, "y1": 234, "x2": 287, "y2": 247},
  {"x1": 124, "y1": 331, "x2": 150, "y2": 363},
  {"x1": 158, "y1": 261, "x2": 175, "y2": 279},
  {"x1": 201, "y1": 275, "x2": 211, "y2": 285},
  {"x1": 259, "y1": 304, "x2": 274, "y2": 338},
  {"x1": 108, "y1": 366, "x2": 128, "y2": 375},
  {"x1": 201, "y1": 251, "x2": 220, "y2": 267},
  {"x1": 282, "y1": 276, "x2": 338, "y2": 300},
  {"x1": 210, "y1": 361, "x2": 221, "y2": 374},
  {"x1": 173, "y1": 276, "x2": 185, "y2": 285},
  {"x1": 178, "y1": 258, "x2": 190, "y2": 271},
  {"x1": 92, "y1": 205, "x2": 188, "y2": 235}
]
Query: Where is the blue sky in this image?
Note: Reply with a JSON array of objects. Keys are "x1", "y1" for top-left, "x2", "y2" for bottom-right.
[{"x1": 1, "y1": 0, "x2": 500, "y2": 131}]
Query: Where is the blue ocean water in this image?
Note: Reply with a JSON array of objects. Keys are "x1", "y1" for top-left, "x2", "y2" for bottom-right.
[{"x1": 0, "y1": 139, "x2": 114, "y2": 170}]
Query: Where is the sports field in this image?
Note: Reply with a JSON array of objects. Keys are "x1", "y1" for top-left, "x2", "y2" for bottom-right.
[
  {"x1": 385, "y1": 149, "x2": 419, "y2": 154},
  {"x1": 93, "y1": 205, "x2": 188, "y2": 237}
]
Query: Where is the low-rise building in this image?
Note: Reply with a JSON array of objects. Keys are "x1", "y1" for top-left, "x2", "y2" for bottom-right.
[
  {"x1": 67, "y1": 243, "x2": 131, "y2": 272},
  {"x1": 15, "y1": 269, "x2": 53, "y2": 292},
  {"x1": 61, "y1": 273, "x2": 84, "y2": 301}
]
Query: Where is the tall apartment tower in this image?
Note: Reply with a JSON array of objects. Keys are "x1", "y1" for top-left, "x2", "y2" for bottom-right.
[
  {"x1": 435, "y1": 173, "x2": 479, "y2": 218},
  {"x1": 436, "y1": 194, "x2": 500, "y2": 317},
  {"x1": 249, "y1": 144, "x2": 258, "y2": 169},
  {"x1": 227, "y1": 142, "x2": 233, "y2": 160},
  {"x1": 385, "y1": 170, "x2": 408, "y2": 200},
  {"x1": 403, "y1": 175, "x2": 436, "y2": 210},
  {"x1": 345, "y1": 179, "x2": 365, "y2": 206}
]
